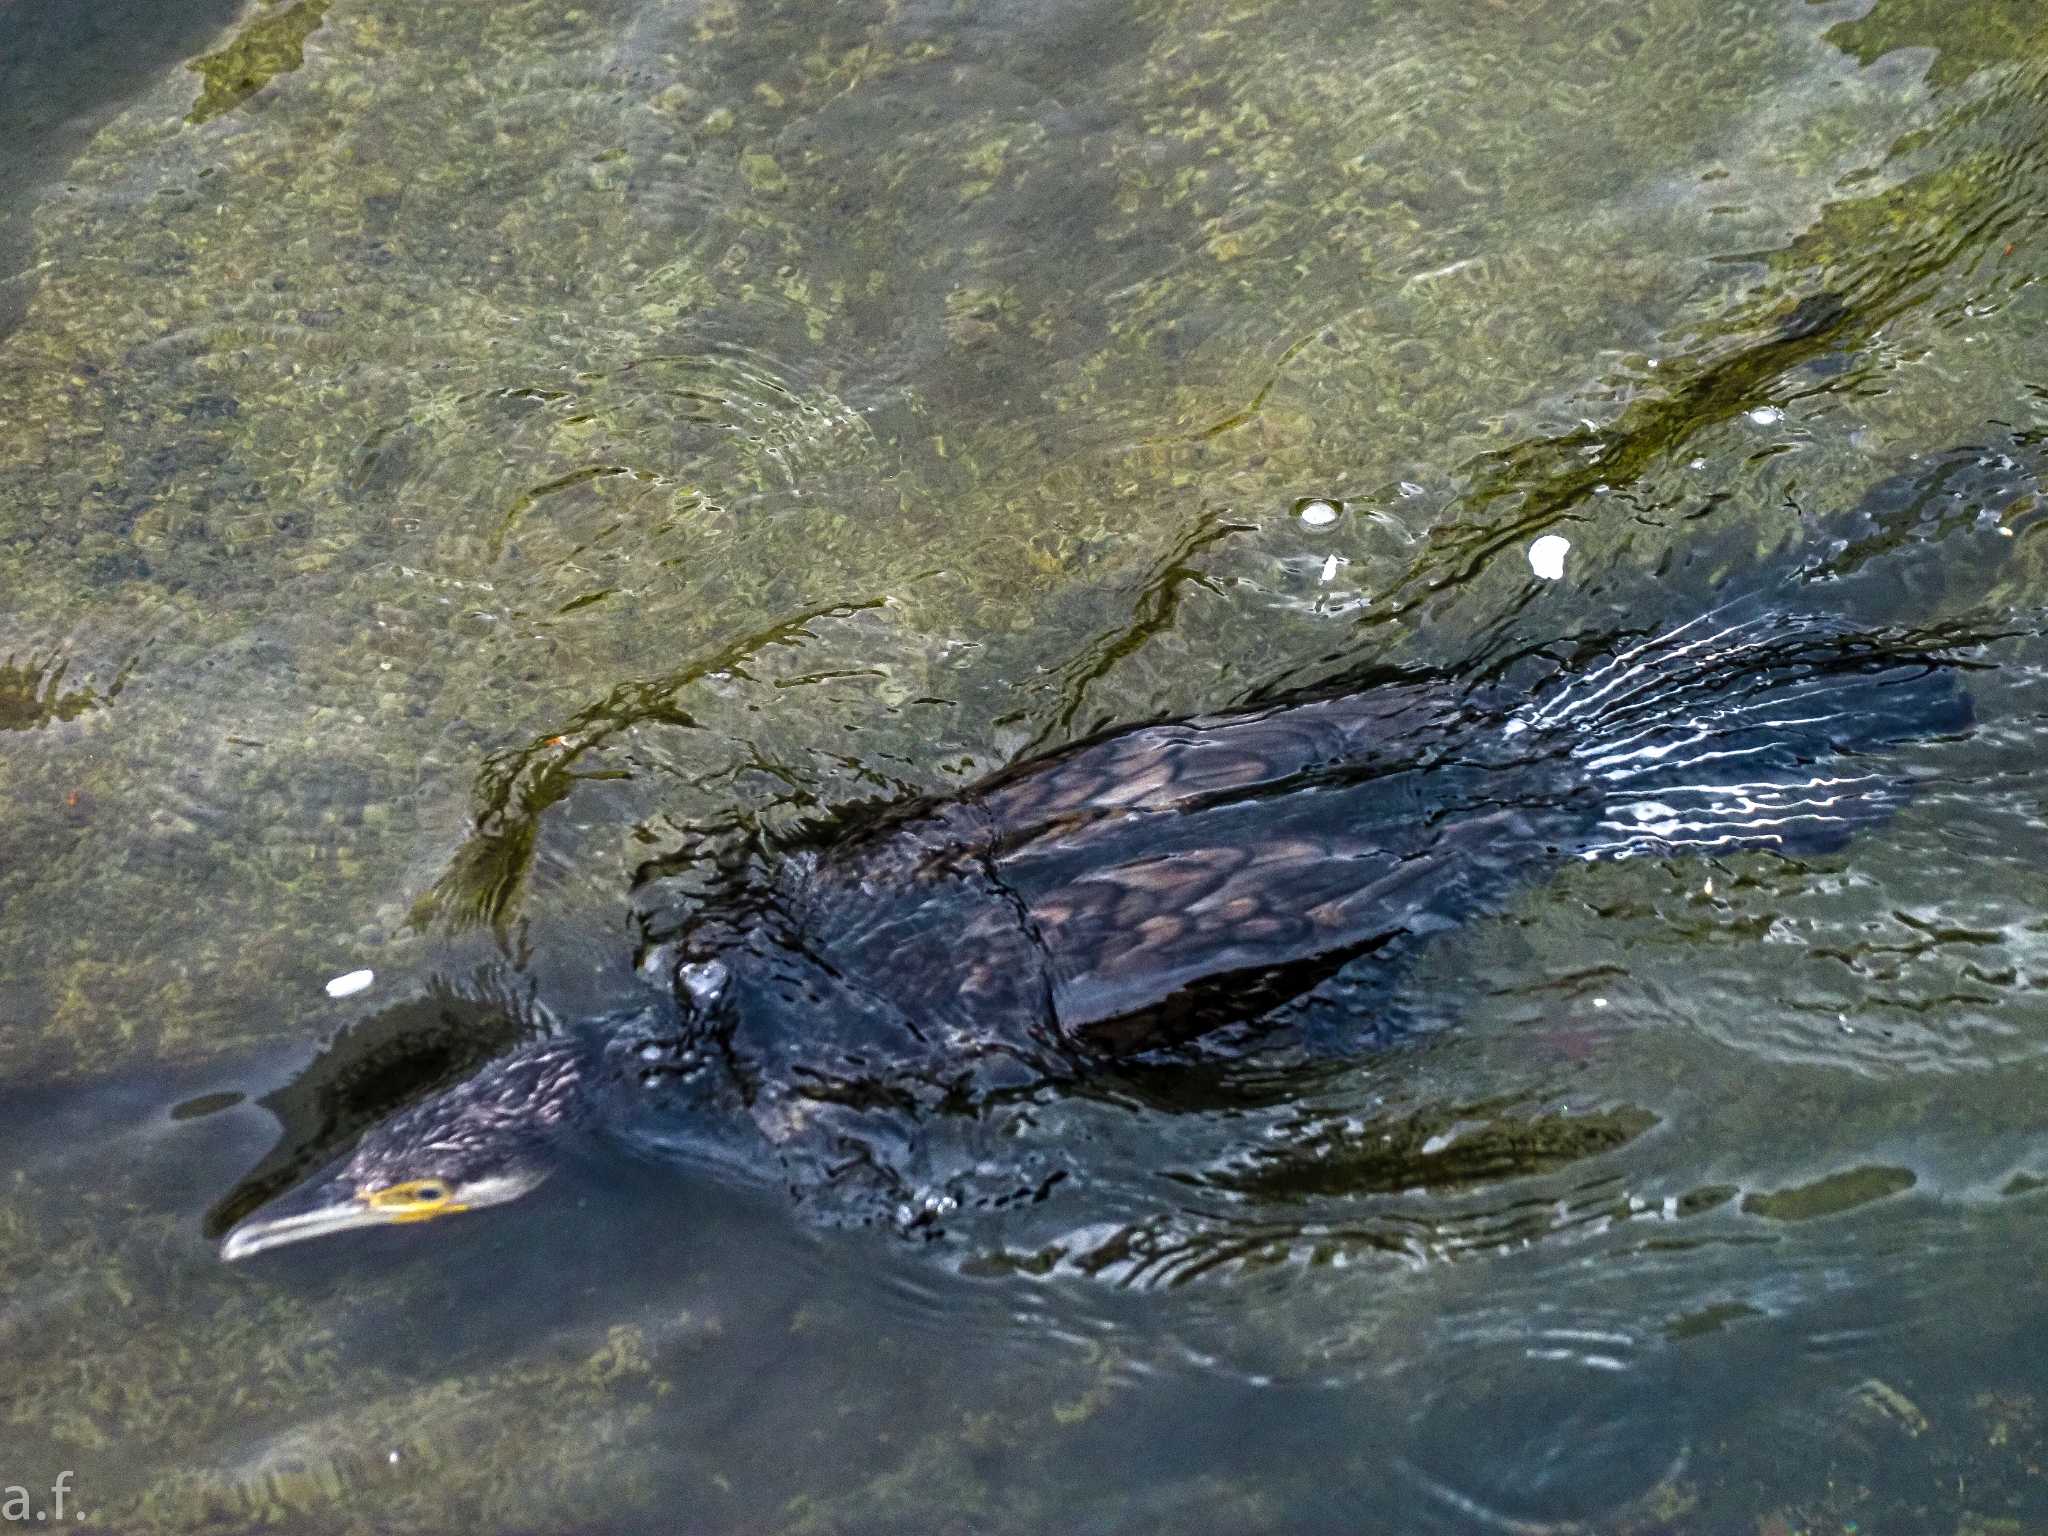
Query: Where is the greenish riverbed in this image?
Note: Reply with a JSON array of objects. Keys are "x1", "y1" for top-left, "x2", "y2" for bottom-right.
[{"x1": 2, "y1": 0, "x2": 2047, "y2": 1529}]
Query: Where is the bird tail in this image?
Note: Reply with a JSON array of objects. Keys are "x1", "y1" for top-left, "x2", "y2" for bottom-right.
[{"x1": 1510, "y1": 599, "x2": 1975, "y2": 860}]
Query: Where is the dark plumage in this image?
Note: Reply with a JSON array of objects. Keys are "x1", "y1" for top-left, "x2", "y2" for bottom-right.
[{"x1": 221, "y1": 442, "x2": 2036, "y2": 1261}]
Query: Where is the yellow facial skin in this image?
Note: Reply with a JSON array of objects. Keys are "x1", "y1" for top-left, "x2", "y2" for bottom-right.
[{"x1": 361, "y1": 1180, "x2": 469, "y2": 1224}]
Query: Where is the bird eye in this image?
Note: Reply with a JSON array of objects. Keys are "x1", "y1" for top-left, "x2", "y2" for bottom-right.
[{"x1": 362, "y1": 1179, "x2": 462, "y2": 1218}]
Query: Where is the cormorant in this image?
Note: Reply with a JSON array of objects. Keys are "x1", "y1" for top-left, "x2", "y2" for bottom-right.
[{"x1": 220, "y1": 441, "x2": 2033, "y2": 1261}]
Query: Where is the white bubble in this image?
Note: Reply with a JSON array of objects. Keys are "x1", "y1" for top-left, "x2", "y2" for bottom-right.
[
  {"x1": 324, "y1": 968, "x2": 375, "y2": 999},
  {"x1": 1527, "y1": 533, "x2": 1571, "y2": 581},
  {"x1": 1318, "y1": 554, "x2": 1340, "y2": 584},
  {"x1": 1746, "y1": 405, "x2": 1783, "y2": 426},
  {"x1": 1298, "y1": 499, "x2": 1339, "y2": 526}
]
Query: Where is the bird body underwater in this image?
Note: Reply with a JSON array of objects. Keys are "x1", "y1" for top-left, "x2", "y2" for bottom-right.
[{"x1": 220, "y1": 440, "x2": 2034, "y2": 1261}]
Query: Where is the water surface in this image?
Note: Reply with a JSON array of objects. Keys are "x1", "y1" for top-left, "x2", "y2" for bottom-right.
[{"x1": 2, "y1": 0, "x2": 2047, "y2": 1529}]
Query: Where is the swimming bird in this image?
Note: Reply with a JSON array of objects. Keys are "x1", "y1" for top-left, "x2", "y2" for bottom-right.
[{"x1": 219, "y1": 441, "x2": 2032, "y2": 1261}]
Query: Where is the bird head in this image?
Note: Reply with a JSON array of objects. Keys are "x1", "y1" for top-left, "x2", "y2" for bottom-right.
[{"x1": 220, "y1": 1031, "x2": 589, "y2": 1262}]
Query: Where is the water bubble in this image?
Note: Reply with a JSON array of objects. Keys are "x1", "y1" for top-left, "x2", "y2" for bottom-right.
[
  {"x1": 1296, "y1": 498, "x2": 1340, "y2": 526},
  {"x1": 324, "y1": 968, "x2": 374, "y2": 999},
  {"x1": 1746, "y1": 405, "x2": 1783, "y2": 426},
  {"x1": 680, "y1": 959, "x2": 728, "y2": 1005},
  {"x1": 1528, "y1": 534, "x2": 1571, "y2": 581}
]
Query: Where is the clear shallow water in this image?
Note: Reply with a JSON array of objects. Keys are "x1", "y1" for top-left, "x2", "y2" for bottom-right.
[
  {"x1": 0, "y1": 0, "x2": 245, "y2": 338},
  {"x1": 2, "y1": 0, "x2": 2047, "y2": 1530}
]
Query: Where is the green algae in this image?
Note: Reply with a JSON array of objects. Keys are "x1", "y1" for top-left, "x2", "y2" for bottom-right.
[
  {"x1": 1826, "y1": 0, "x2": 2047, "y2": 91},
  {"x1": 1742, "y1": 1166, "x2": 1920, "y2": 1222},
  {"x1": 0, "y1": 652, "x2": 128, "y2": 731},
  {"x1": 411, "y1": 596, "x2": 891, "y2": 936},
  {"x1": 120, "y1": 1325, "x2": 664, "y2": 1533},
  {"x1": 1698, "y1": 1377, "x2": 2048, "y2": 1536},
  {"x1": 187, "y1": 0, "x2": 333, "y2": 126},
  {"x1": 1193, "y1": 1100, "x2": 1660, "y2": 1203},
  {"x1": 1664, "y1": 1299, "x2": 1765, "y2": 1341}
]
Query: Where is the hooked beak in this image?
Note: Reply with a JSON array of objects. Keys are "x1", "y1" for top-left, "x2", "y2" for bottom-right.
[
  {"x1": 220, "y1": 1185, "x2": 387, "y2": 1262},
  {"x1": 219, "y1": 1167, "x2": 549, "y2": 1262}
]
